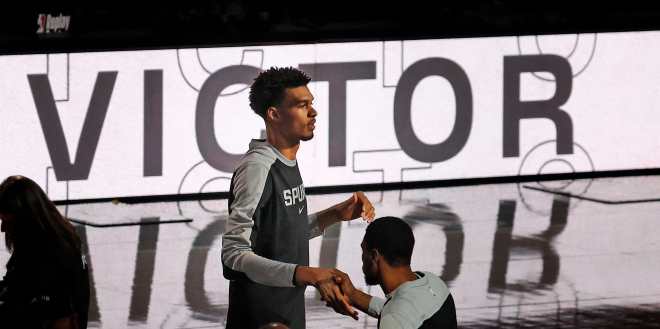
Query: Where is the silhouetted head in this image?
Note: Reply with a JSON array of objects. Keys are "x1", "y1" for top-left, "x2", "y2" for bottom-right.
[{"x1": 0, "y1": 175, "x2": 79, "y2": 253}]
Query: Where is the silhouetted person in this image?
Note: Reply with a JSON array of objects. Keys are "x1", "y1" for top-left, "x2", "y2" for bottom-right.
[{"x1": 0, "y1": 176, "x2": 89, "y2": 329}]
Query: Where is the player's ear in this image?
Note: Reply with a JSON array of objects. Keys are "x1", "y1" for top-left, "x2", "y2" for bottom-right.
[
  {"x1": 266, "y1": 106, "x2": 280, "y2": 122},
  {"x1": 372, "y1": 249, "x2": 381, "y2": 262}
]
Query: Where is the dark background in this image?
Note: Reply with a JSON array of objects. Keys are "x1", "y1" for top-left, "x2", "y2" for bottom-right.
[{"x1": 2, "y1": 1, "x2": 660, "y2": 54}]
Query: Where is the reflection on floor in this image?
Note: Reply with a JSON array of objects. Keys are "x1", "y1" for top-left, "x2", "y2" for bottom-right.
[{"x1": 2, "y1": 176, "x2": 660, "y2": 328}]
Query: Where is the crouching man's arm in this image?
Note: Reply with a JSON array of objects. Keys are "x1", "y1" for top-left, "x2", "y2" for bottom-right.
[{"x1": 332, "y1": 269, "x2": 384, "y2": 318}]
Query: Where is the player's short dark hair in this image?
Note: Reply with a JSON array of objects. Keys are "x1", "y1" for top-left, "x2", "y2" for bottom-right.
[
  {"x1": 249, "y1": 67, "x2": 311, "y2": 119},
  {"x1": 363, "y1": 216, "x2": 415, "y2": 266}
]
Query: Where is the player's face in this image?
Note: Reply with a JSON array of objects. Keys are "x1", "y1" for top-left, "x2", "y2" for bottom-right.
[
  {"x1": 278, "y1": 86, "x2": 317, "y2": 142},
  {"x1": 361, "y1": 240, "x2": 379, "y2": 285}
]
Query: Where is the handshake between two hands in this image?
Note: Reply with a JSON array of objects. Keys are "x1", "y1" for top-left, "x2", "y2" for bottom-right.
[
  {"x1": 303, "y1": 191, "x2": 376, "y2": 320},
  {"x1": 313, "y1": 268, "x2": 360, "y2": 320}
]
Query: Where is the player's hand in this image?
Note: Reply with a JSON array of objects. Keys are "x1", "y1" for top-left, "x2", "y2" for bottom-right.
[
  {"x1": 337, "y1": 191, "x2": 375, "y2": 222},
  {"x1": 296, "y1": 266, "x2": 358, "y2": 320},
  {"x1": 317, "y1": 277, "x2": 359, "y2": 320},
  {"x1": 331, "y1": 269, "x2": 357, "y2": 302}
]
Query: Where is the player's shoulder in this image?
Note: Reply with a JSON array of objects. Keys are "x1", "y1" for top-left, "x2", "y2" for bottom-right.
[
  {"x1": 242, "y1": 141, "x2": 278, "y2": 167},
  {"x1": 384, "y1": 272, "x2": 451, "y2": 324},
  {"x1": 235, "y1": 146, "x2": 277, "y2": 173},
  {"x1": 420, "y1": 271, "x2": 449, "y2": 290}
]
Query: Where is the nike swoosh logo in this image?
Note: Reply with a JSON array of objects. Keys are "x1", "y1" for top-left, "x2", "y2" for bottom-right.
[{"x1": 298, "y1": 206, "x2": 305, "y2": 214}]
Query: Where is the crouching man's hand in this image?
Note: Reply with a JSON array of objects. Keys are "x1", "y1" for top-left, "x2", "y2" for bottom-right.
[
  {"x1": 332, "y1": 269, "x2": 378, "y2": 318},
  {"x1": 295, "y1": 266, "x2": 358, "y2": 320}
]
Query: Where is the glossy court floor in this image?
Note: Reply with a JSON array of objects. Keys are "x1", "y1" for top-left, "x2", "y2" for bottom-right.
[{"x1": 2, "y1": 175, "x2": 660, "y2": 328}]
